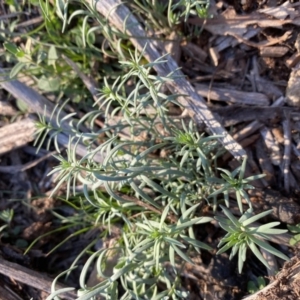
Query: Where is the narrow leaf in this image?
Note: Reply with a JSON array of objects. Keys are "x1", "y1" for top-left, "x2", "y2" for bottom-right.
[
  {"x1": 248, "y1": 240, "x2": 270, "y2": 270},
  {"x1": 242, "y1": 210, "x2": 273, "y2": 227},
  {"x1": 172, "y1": 244, "x2": 194, "y2": 264}
]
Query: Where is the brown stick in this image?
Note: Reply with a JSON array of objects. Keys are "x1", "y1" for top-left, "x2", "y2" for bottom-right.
[
  {"x1": 0, "y1": 257, "x2": 76, "y2": 300},
  {"x1": 0, "y1": 285, "x2": 21, "y2": 300},
  {"x1": 0, "y1": 150, "x2": 57, "y2": 173},
  {"x1": 0, "y1": 69, "x2": 104, "y2": 163}
]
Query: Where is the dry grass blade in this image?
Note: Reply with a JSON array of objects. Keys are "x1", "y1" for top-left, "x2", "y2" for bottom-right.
[{"x1": 0, "y1": 285, "x2": 22, "y2": 300}]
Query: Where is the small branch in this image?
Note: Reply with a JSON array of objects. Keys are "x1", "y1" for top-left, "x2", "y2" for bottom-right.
[
  {"x1": 0, "y1": 69, "x2": 104, "y2": 163},
  {"x1": 233, "y1": 122, "x2": 263, "y2": 142},
  {"x1": 0, "y1": 257, "x2": 76, "y2": 300},
  {"x1": 0, "y1": 150, "x2": 57, "y2": 174},
  {"x1": 0, "y1": 285, "x2": 22, "y2": 300}
]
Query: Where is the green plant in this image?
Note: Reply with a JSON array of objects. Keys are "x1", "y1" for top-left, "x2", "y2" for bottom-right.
[
  {"x1": 36, "y1": 49, "x2": 218, "y2": 299},
  {"x1": 35, "y1": 50, "x2": 290, "y2": 298},
  {"x1": 0, "y1": 209, "x2": 14, "y2": 236},
  {"x1": 209, "y1": 158, "x2": 265, "y2": 213},
  {"x1": 216, "y1": 206, "x2": 289, "y2": 274},
  {"x1": 2, "y1": 0, "x2": 290, "y2": 299},
  {"x1": 168, "y1": 0, "x2": 211, "y2": 23},
  {"x1": 287, "y1": 223, "x2": 300, "y2": 246},
  {"x1": 247, "y1": 276, "x2": 266, "y2": 294},
  {"x1": 0, "y1": 208, "x2": 28, "y2": 248}
]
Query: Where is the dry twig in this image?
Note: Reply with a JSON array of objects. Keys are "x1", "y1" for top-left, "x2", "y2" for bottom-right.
[
  {"x1": 0, "y1": 257, "x2": 76, "y2": 300},
  {"x1": 0, "y1": 69, "x2": 104, "y2": 162}
]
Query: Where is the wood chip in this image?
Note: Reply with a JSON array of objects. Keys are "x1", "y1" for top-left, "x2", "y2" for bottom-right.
[
  {"x1": 233, "y1": 122, "x2": 263, "y2": 142},
  {"x1": 272, "y1": 127, "x2": 284, "y2": 144},
  {"x1": 255, "y1": 138, "x2": 275, "y2": 186},
  {"x1": 290, "y1": 157, "x2": 300, "y2": 182},
  {"x1": 209, "y1": 46, "x2": 220, "y2": 66},
  {"x1": 260, "y1": 126, "x2": 282, "y2": 166},
  {"x1": 243, "y1": 254, "x2": 300, "y2": 300},
  {"x1": 0, "y1": 117, "x2": 36, "y2": 156},
  {"x1": 0, "y1": 101, "x2": 17, "y2": 116},
  {"x1": 189, "y1": 8, "x2": 299, "y2": 29},
  {"x1": 0, "y1": 257, "x2": 76, "y2": 300},
  {"x1": 213, "y1": 35, "x2": 235, "y2": 52},
  {"x1": 223, "y1": 134, "x2": 260, "y2": 162},
  {"x1": 285, "y1": 52, "x2": 300, "y2": 68},
  {"x1": 258, "y1": 2, "x2": 295, "y2": 20},
  {"x1": 292, "y1": 143, "x2": 300, "y2": 158},
  {"x1": 260, "y1": 46, "x2": 289, "y2": 58},
  {"x1": 181, "y1": 40, "x2": 207, "y2": 62},
  {"x1": 249, "y1": 189, "x2": 300, "y2": 224},
  {"x1": 286, "y1": 63, "x2": 300, "y2": 107},
  {"x1": 214, "y1": 28, "x2": 261, "y2": 52},
  {"x1": 255, "y1": 77, "x2": 283, "y2": 100},
  {"x1": 229, "y1": 31, "x2": 292, "y2": 49},
  {"x1": 164, "y1": 31, "x2": 181, "y2": 63},
  {"x1": 194, "y1": 83, "x2": 269, "y2": 106},
  {"x1": 213, "y1": 105, "x2": 289, "y2": 127}
]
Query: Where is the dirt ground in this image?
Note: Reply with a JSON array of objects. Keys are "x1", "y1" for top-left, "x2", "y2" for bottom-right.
[{"x1": 1, "y1": 0, "x2": 300, "y2": 299}]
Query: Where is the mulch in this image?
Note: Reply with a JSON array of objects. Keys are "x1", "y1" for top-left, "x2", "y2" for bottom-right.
[{"x1": 1, "y1": 0, "x2": 300, "y2": 299}]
